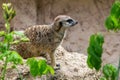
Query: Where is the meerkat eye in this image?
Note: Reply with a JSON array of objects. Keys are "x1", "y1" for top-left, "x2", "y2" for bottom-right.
[{"x1": 66, "y1": 19, "x2": 73, "y2": 23}]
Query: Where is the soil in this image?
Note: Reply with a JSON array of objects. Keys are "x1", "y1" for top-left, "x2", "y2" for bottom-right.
[{"x1": 0, "y1": 46, "x2": 102, "y2": 80}]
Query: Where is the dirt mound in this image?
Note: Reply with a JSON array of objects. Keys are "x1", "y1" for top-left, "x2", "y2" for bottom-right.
[{"x1": 0, "y1": 46, "x2": 101, "y2": 80}]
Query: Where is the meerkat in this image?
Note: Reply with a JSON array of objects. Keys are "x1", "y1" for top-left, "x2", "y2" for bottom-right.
[{"x1": 16, "y1": 15, "x2": 78, "y2": 67}]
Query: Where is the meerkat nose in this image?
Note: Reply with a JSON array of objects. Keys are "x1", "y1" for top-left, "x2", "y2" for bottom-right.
[{"x1": 75, "y1": 21, "x2": 78, "y2": 24}]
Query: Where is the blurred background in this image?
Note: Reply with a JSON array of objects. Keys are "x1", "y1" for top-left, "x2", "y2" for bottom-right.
[{"x1": 0, "y1": 0, "x2": 119, "y2": 66}]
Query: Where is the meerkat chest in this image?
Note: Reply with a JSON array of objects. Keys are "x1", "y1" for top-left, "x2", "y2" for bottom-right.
[
  {"x1": 32, "y1": 31, "x2": 65, "y2": 53},
  {"x1": 34, "y1": 33, "x2": 64, "y2": 47}
]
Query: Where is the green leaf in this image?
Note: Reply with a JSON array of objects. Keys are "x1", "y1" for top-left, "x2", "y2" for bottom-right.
[
  {"x1": 111, "y1": 16, "x2": 119, "y2": 28},
  {"x1": 0, "y1": 31, "x2": 6, "y2": 36},
  {"x1": 0, "y1": 42, "x2": 8, "y2": 53},
  {"x1": 5, "y1": 22, "x2": 10, "y2": 31},
  {"x1": 87, "y1": 33, "x2": 104, "y2": 71},
  {"x1": 111, "y1": 1, "x2": 120, "y2": 18},
  {"x1": 94, "y1": 41, "x2": 102, "y2": 57},
  {"x1": 4, "y1": 33, "x2": 13, "y2": 42},
  {"x1": 20, "y1": 37, "x2": 30, "y2": 42},
  {"x1": 8, "y1": 51, "x2": 23, "y2": 64},
  {"x1": 27, "y1": 58, "x2": 54, "y2": 77},
  {"x1": 10, "y1": 40, "x2": 20, "y2": 44},
  {"x1": 89, "y1": 34, "x2": 95, "y2": 46},
  {"x1": 100, "y1": 77, "x2": 107, "y2": 80},
  {"x1": 89, "y1": 52, "x2": 101, "y2": 70},
  {"x1": 105, "y1": 16, "x2": 115, "y2": 30},
  {"x1": 105, "y1": 1, "x2": 120, "y2": 31},
  {"x1": 0, "y1": 53, "x2": 8, "y2": 60},
  {"x1": 96, "y1": 33, "x2": 104, "y2": 45},
  {"x1": 102, "y1": 64, "x2": 117, "y2": 80},
  {"x1": 87, "y1": 46, "x2": 94, "y2": 56},
  {"x1": 27, "y1": 58, "x2": 40, "y2": 77},
  {"x1": 2, "y1": 3, "x2": 16, "y2": 22},
  {"x1": 38, "y1": 60, "x2": 47, "y2": 75},
  {"x1": 26, "y1": 58, "x2": 34, "y2": 65},
  {"x1": 87, "y1": 54, "x2": 93, "y2": 69},
  {"x1": 47, "y1": 65, "x2": 55, "y2": 75}
]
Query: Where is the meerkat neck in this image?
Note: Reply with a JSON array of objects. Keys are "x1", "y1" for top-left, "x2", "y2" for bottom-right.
[{"x1": 51, "y1": 23, "x2": 66, "y2": 35}]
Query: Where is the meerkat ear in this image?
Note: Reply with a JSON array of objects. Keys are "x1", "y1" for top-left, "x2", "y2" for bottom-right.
[
  {"x1": 59, "y1": 21, "x2": 63, "y2": 27},
  {"x1": 53, "y1": 21, "x2": 63, "y2": 31}
]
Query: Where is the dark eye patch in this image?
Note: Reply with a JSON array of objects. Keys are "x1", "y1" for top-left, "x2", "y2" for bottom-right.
[{"x1": 66, "y1": 19, "x2": 73, "y2": 23}]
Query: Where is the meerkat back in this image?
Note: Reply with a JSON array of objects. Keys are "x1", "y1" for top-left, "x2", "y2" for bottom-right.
[{"x1": 25, "y1": 25, "x2": 55, "y2": 45}]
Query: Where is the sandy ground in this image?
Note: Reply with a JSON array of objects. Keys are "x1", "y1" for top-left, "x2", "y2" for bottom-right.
[{"x1": 0, "y1": 46, "x2": 102, "y2": 80}]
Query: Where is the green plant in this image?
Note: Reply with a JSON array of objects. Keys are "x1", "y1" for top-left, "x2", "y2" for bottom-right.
[
  {"x1": 100, "y1": 64, "x2": 117, "y2": 80},
  {"x1": 87, "y1": 33, "x2": 104, "y2": 70},
  {"x1": 87, "y1": 1, "x2": 120, "y2": 80},
  {"x1": 87, "y1": 33, "x2": 118, "y2": 80},
  {"x1": 105, "y1": 1, "x2": 120, "y2": 79},
  {"x1": 105, "y1": 1, "x2": 120, "y2": 31},
  {"x1": 27, "y1": 58, "x2": 54, "y2": 77},
  {"x1": 0, "y1": 3, "x2": 23, "y2": 80}
]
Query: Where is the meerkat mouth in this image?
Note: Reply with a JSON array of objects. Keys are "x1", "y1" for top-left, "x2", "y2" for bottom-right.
[{"x1": 71, "y1": 21, "x2": 78, "y2": 26}]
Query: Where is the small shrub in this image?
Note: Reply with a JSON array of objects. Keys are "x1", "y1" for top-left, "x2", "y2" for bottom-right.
[
  {"x1": 0, "y1": 3, "x2": 23, "y2": 80},
  {"x1": 27, "y1": 58, "x2": 54, "y2": 77},
  {"x1": 87, "y1": 33, "x2": 104, "y2": 70}
]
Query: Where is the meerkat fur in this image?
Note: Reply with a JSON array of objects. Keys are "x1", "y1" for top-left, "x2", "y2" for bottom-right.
[{"x1": 16, "y1": 15, "x2": 78, "y2": 67}]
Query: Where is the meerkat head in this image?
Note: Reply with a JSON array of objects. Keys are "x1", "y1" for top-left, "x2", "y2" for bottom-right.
[{"x1": 52, "y1": 15, "x2": 78, "y2": 31}]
